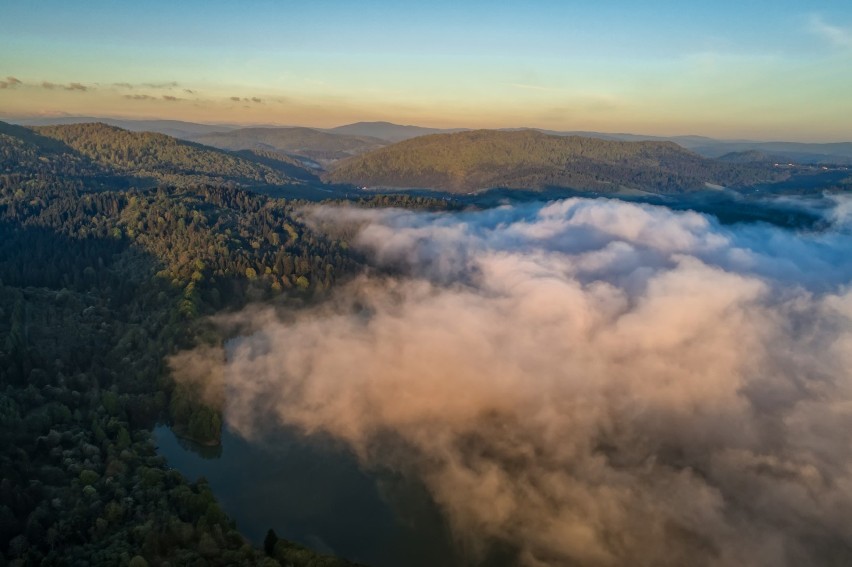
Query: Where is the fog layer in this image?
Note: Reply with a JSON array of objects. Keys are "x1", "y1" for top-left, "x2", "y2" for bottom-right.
[{"x1": 174, "y1": 197, "x2": 852, "y2": 566}]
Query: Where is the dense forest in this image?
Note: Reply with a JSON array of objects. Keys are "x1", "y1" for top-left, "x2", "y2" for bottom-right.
[
  {"x1": 326, "y1": 129, "x2": 790, "y2": 193},
  {"x1": 0, "y1": 122, "x2": 393, "y2": 565}
]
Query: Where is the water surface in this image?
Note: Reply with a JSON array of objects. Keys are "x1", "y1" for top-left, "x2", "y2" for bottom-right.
[{"x1": 154, "y1": 424, "x2": 460, "y2": 566}]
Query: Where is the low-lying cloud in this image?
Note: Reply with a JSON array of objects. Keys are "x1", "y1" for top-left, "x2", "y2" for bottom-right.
[{"x1": 175, "y1": 197, "x2": 852, "y2": 566}]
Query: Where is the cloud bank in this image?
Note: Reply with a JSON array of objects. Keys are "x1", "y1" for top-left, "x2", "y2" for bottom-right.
[{"x1": 176, "y1": 197, "x2": 852, "y2": 566}]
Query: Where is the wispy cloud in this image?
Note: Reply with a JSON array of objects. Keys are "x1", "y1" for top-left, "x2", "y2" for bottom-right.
[
  {"x1": 230, "y1": 95, "x2": 263, "y2": 103},
  {"x1": 65, "y1": 82, "x2": 88, "y2": 91},
  {"x1": 111, "y1": 81, "x2": 179, "y2": 90},
  {"x1": 142, "y1": 81, "x2": 179, "y2": 89},
  {"x1": 0, "y1": 76, "x2": 22, "y2": 89},
  {"x1": 809, "y1": 14, "x2": 852, "y2": 49},
  {"x1": 122, "y1": 93, "x2": 182, "y2": 102}
]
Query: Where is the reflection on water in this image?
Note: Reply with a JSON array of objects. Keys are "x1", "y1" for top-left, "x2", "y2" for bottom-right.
[{"x1": 153, "y1": 424, "x2": 459, "y2": 566}]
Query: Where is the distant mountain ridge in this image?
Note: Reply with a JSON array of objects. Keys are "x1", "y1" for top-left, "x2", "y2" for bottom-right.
[
  {"x1": 324, "y1": 121, "x2": 467, "y2": 142},
  {"x1": 326, "y1": 129, "x2": 786, "y2": 194},
  {"x1": 686, "y1": 140, "x2": 852, "y2": 165},
  {"x1": 7, "y1": 116, "x2": 851, "y2": 165},
  {"x1": 190, "y1": 127, "x2": 387, "y2": 165},
  {"x1": 715, "y1": 150, "x2": 790, "y2": 164},
  {"x1": 506, "y1": 129, "x2": 852, "y2": 165}
]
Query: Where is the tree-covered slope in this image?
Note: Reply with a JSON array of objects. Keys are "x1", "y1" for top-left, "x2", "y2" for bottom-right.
[
  {"x1": 0, "y1": 121, "x2": 133, "y2": 192},
  {"x1": 326, "y1": 129, "x2": 785, "y2": 193},
  {"x1": 0, "y1": 162, "x2": 372, "y2": 564},
  {"x1": 32, "y1": 122, "x2": 315, "y2": 188},
  {"x1": 192, "y1": 127, "x2": 387, "y2": 164}
]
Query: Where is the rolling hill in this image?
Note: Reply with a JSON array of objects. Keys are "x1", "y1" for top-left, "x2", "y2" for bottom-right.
[
  {"x1": 30, "y1": 122, "x2": 316, "y2": 188},
  {"x1": 685, "y1": 140, "x2": 852, "y2": 165},
  {"x1": 0, "y1": 120, "x2": 132, "y2": 191},
  {"x1": 326, "y1": 129, "x2": 785, "y2": 193}
]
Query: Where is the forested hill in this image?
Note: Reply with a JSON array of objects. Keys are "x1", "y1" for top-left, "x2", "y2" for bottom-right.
[
  {"x1": 1, "y1": 121, "x2": 123, "y2": 189},
  {"x1": 0, "y1": 168, "x2": 379, "y2": 564},
  {"x1": 326, "y1": 129, "x2": 786, "y2": 193},
  {"x1": 191, "y1": 127, "x2": 388, "y2": 164},
  {"x1": 27, "y1": 122, "x2": 316, "y2": 188}
]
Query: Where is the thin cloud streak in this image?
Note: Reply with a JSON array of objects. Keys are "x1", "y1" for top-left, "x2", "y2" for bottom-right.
[
  {"x1": 0, "y1": 78, "x2": 92, "y2": 91},
  {"x1": 809, "y1": 14, "x2": 852, "y2": 49},
  {"x1": 142, "y1": 81, "x2": 179, "y2": 89}
]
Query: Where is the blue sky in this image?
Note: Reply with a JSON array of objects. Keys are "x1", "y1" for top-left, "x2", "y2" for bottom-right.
[{"x1": 1, "y1": 0, "x2": 851, "y2": 140}]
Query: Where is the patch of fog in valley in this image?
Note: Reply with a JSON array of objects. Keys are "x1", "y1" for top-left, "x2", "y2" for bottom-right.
[{"x1": 169, "y1": 194, "x2": 852, "y2": 566}]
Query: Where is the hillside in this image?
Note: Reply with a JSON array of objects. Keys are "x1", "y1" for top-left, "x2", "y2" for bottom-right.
[
  {"x1": 326, "y1": 129, "x2": 784, "y2": 193},
  {"x1": 0, "y1": 121, "x2": 143, "y2": 194},
  {"x1": 32, "y1": 122, "x2": 314, "y2": 188},
  {"x1": 192, "y1": 127, "x2": 387, "y2": 165}
]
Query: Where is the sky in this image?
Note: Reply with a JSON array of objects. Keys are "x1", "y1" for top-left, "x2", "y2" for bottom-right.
[{"x1": 1, "y1": 0, "x2": 851, "y2": 140}]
